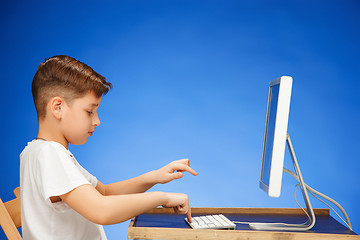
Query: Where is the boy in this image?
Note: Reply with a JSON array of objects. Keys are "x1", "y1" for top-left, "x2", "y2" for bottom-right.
[{"x1": 20, "y1": 55, "x2": 198, "y2": 239}]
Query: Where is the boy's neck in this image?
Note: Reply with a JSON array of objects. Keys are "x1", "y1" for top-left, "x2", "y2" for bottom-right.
[{"x1": 37, "y1": 119, "x2": 69, "y2": 149}]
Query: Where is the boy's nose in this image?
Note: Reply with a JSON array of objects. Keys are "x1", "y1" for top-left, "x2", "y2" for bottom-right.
[{"x1": 93, "y1": 114, "x2": 101, "y2": 126}]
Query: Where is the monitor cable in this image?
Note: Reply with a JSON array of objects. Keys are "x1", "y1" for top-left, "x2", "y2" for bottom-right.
[
  {"x1": 233, "y1": 169, "x2": 352, "y2": 231},
  {"x1": 284, "y1": 168, "x2": 353, "y2": 231}
]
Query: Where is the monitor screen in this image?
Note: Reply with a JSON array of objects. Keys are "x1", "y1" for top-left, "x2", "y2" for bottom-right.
[{"x1": 259, "y1": 76, "x2": 292, "y2": 197}]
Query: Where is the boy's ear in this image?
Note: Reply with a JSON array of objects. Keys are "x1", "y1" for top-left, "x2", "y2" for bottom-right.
[{"x1": 50, "y1": 97, "x2": 63, "y2": 119}]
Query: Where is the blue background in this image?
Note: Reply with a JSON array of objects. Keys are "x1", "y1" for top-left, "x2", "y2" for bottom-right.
[{"x1": 1, "y1": 0, "x2": 359, "y2": 238}]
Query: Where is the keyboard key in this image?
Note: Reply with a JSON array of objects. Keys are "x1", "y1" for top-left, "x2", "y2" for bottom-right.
[{"x1": 213, "y1": 215, "x2": 228, "y2": 226}]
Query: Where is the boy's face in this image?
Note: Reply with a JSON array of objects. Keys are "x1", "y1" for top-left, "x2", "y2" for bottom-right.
[{"x1": 60, "y1": 92, "x2": 102, "y2": 146}]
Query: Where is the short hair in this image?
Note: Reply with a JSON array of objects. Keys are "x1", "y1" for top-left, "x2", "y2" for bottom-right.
[{"x1": 32, "y1": 55, "x2": 112, "y2": 119}]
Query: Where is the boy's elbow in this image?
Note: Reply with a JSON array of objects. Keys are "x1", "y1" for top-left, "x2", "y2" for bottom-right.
[
  {"x1": 91, "y1": 213, "x2": 128, "y2": 225},
  {"x1": 92, "y1": 214, "x2": 112, "y2": 225},
  {"x1": 85, "y1": 209, "x2": 111, "y2": 225},
  {"x1": 87, "y1": 203, "x2": 129, "y2": 225},
  {"x1": 86, "y1": 205, "x2": 114, "y2": 225}
]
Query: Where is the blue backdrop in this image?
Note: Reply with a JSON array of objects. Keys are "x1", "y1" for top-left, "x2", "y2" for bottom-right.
[{"x1": 1, "y1": 0, "x2": 359, "y2": 238}]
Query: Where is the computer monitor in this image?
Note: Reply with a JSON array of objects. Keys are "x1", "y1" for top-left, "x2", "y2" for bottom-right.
[
  {"x1": 252, "y1": 76, "x2": 352, "y2": 231},
  {"x1": 252, "y1": 76, "x2": 316, "y2": 231},
  {"x1": 259, "y1": 76, "x2": 293, "y2": 198}
]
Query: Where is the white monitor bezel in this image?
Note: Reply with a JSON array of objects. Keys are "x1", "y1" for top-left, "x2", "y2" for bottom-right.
[{"x1": 259, "y1": 76, "x2": 293, "y2": 197}]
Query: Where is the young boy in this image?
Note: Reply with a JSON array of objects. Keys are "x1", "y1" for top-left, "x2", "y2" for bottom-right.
[{"x1": 20, "y1": 55, "x2": 198, "y2": 239}]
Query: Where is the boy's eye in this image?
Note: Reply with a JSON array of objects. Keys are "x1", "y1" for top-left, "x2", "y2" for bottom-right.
[{"x1": 87, "y1": 111, "x2": 93, "y2": 115}]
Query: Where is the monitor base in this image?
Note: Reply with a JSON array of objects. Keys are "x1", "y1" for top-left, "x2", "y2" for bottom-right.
[{"x1": 250, "y1": 133, "x2": 316, "y2": 231}]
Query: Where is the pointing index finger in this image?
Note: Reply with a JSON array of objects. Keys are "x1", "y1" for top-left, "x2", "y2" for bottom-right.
[
  {"x1": 186, "y1": 166, "x2": 198, "y2": 176},
  {"x1": 175, "y1": 163, "x2": 198, "y2": 176},
  {"x1": 187, "y1": 207, "x2": 192, "y2": 223}
]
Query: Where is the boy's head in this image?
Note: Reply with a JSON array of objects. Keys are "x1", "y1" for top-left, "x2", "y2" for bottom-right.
[{"x1": 32, "y1": 55, "x2": 112, "y2": 120}]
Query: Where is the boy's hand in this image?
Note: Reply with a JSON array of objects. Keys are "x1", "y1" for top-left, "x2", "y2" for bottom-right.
[
  {"x1": 155, "y1": 159, "x2": 198, "y2": 184},
  {"x1": 162, "y1": 192, "x2": 192, "y2": 222}
]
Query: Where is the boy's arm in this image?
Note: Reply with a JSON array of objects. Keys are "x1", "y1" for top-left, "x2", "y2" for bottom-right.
[
  {"x1": 98, "y1": 159, "x2": 197, "y2": 195},
  {"x1": 60, "y1": 184, "x2": 192, "y2": 225},
  {"x1": 96, "y1": 170, "x2": 158, "y2": 195}
]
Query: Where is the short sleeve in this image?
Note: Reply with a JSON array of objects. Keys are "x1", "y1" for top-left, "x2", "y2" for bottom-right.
[
  {"x1": 35, "y1": 142, "x2": 92, "y2": 206},
  {"x1": 69, "y1": 154, "x2": 98, "y2": 188}
]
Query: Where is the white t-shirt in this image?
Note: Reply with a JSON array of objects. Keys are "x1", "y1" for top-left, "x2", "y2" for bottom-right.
[{"x1": 20, "y1": 140, "x2": 107, "y2": 240}]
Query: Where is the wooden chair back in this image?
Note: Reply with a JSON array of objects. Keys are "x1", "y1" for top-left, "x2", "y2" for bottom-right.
[{"x1": 0, "y1": 187, "x2": 22, "y2": 239}]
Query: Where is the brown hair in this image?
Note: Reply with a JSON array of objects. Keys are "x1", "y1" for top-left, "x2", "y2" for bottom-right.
[{"x1": 32, "y1": 55, "x2": 112, "y2": 119}]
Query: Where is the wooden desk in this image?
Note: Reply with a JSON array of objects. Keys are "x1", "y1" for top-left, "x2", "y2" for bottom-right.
[{"x1": 128, "y1": 208, "x2": 359, "y2": 240}]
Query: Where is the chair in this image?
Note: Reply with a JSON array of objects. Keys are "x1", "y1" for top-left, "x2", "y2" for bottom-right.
[{"x1": 0, "y1": 187, "x2": 22, "y2": 239}]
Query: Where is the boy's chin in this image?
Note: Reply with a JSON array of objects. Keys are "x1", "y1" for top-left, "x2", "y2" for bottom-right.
[{"x1": 70, "y1": 138, "x2": 88, "y2": 146}]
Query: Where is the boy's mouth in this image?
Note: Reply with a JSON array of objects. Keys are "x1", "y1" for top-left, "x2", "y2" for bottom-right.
[{"x1": 88, "y1": 131, "x2": 94, "y2": 136}]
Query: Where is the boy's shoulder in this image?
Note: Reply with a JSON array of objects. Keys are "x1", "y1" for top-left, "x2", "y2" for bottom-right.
[
  {"x1": 21, "y1": 140, "x2": 71, "y2": 163},
  {"x1": 22, "y1": 139, "x2": 65, "y2": 151}
]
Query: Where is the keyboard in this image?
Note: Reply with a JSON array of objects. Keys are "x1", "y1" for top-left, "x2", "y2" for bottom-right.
[{"x1": 185, "y1": 214, "x2": 236, "y2": 229}]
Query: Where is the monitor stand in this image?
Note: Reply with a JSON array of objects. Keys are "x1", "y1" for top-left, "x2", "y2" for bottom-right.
[{"x1": 249, "y1": 133, "x2": 316, "y2": 231}]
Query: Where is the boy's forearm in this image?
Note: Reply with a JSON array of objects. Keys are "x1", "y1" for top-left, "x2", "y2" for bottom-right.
[
  {"x1": 105, "y1": 170, "x2": 159, "y2": 195},
  {"x1": 61, "y1": 185, "x2": 168, "y2": 225},
  {"x1": 103, "y1": 159, "x2": 197, "y2": 196},
  {"x1": 99, "y1": 191, "x2": 167, "y2": 225}
]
